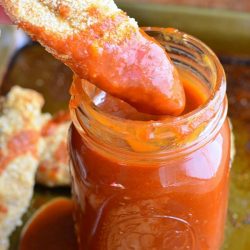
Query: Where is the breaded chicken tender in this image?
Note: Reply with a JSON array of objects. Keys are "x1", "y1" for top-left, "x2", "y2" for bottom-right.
[
  {"x1": 0, "y1": 86, "x2": 48, "y2": 250},
  {"x1": 37, "y1": 111, "x2": 71, "y2": 187},
  {"x1": 1, "y1": 0, "x2": 185, "y2": 115}
]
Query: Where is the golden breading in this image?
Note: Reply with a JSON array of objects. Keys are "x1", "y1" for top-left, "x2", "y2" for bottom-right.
[
  {"x1": 0, "y1": 0, "x2": 137, "y2": 40},
  {"x1": 0, "y1": 86, "x2": 48, "y2": 250},
  {"x1": 0, "y1": 0, "x2": 138, "y2": 75},
  {"x1": 37, "y1": 112, "x2": 71, "y2": 187}
]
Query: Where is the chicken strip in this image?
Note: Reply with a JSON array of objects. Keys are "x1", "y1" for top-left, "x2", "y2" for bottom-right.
[
  {"x1": 0, "y1": 86, "x2": 48, "y2": 250},
  {"x1": 37, "y1": 111, "x2": 71, "y2": 187},
  {"x1": 1, "y1": 0, "x2": 185, "y2": 115}
]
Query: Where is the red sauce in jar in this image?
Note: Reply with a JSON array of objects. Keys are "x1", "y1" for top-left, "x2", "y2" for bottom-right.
[
  {"x1": 68, "y1": 29, "x2": 230, "y2": 250},
  {"x1": 69, "y1": 88, "x2": 230, "y2": 250}
]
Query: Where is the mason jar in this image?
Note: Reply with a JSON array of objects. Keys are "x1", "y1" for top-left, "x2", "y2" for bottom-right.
[{"x1": 69, "y1": 28, "x2": 231, "y2": 250}]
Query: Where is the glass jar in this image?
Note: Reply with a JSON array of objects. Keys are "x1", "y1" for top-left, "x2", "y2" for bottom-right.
[{"x1": 69, "y1": 28, "x2": 231, "y2": 250}]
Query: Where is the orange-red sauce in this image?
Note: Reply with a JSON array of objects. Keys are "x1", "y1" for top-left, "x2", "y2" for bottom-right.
[
  {"x1": 0, "y1": 204, "x2": 8, "y2": 214},
  {"x1": 0, "y1": 130, "x2": 39, "y2": 174},
  {"x1": 19, "y1": 198, "x2": 78, "y2": 250},
  {"x1": 182, "y1": 79, "x2": 208, "y2": 114},
  {"x1": 69, "y1": 121, "x2": 230, "y2": 250}
]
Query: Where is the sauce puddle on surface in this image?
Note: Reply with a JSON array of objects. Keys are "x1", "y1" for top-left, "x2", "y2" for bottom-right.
[{"x1": 19, "y1": 198, "x2": 78, "y2": 250}]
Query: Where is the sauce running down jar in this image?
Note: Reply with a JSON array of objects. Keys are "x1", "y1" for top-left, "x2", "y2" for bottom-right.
[{"x1": 69, "y1": 28, "x2": 231, "y2": 250}]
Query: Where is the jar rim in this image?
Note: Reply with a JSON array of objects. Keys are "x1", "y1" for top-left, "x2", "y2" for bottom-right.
[{"x1": 140, "y1": 27, "x2": 225, "y2": 126}]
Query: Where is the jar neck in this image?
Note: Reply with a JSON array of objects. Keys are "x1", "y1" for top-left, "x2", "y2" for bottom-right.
[{"x1": 69, "y1": 28, "x2": 227, "y2": 163}]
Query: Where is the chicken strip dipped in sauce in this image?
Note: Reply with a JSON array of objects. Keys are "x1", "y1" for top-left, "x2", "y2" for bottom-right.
[{"x1": 1, "y1": 0, "x2": 185, "y2": 115}]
